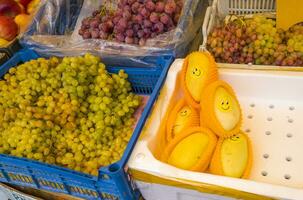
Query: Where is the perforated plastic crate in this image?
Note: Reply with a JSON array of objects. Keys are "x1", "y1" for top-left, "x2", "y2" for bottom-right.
[
  {"x1": 0, "y1": 49, "x2": 174, "y2": 200},
  {"x1": 128, "y1": 59, "x2": 303, "y2": 200}
]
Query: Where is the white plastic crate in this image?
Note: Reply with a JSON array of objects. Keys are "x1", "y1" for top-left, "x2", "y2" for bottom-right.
[
  {"x1": 198, "y1": 0, "x2": 302, "y2": 70},
  {"x1": 128, "y1": 59, "x2": 303, "y2": 200}
]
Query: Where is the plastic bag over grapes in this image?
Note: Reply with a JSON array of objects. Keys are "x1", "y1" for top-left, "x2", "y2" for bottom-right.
[{"x1": 21, "y1": 0, "x2": 207, "y2": 66}]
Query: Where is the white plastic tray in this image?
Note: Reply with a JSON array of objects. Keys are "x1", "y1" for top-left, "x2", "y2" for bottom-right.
[{"x1": 128, "y1": 59, "x2": 303, "y2": 200}]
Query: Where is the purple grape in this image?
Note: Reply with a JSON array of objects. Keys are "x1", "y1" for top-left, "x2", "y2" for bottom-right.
[
  {"x1": 91, "y1": 18, "x2": 101, "y2": 27},
  {"x1": 92, "y1": 10, "x2": 99, "y2": 17},
  {"x1": 124, "y1": 5, "x2": 131, "y2": 12},
  {"x1": 91, "y1": 29, "x2": 99, "y2": 39},
  {"x1": 82, "y1": 18, "x2": 90, "y2": 26},
  {"x1": 99, "y1": 23, "x2": 108, "y2": 32},
  {"x1": 143, "y1": 28, "x2": 151, "y2": 38},
  {"x1": 116, "y1": 9, "x2": 123, "y2": 17},
  {"x1": 133, "y1": 24, "x2": 140, "y2": 32},
  {"x1": 149, "y1": 12, "x2": 159, "y2": 23},
  {"x1": 113, "y1": 16, "x2": 121, "y2": 25},
  {"x1": 81, "y1": 24, "x2": 88, "y2": 29},
  {"x1": 127, "y1": 0, "x2": 136, "y2": 5},
  {"x1": 115, "y1": 33, "x2": 125, "y2": 42},
  {"x1": 153, "y1": 22, "x2": 164, "y2": 33},
  {"x1": 165, "y1": 1, "x2": 176, "y2": 15},
  {"x1": 146, "y1": 0, "x2": 156, "y2": 12},
  {"x1": 99, "y1": 31, "x2": 108, "y2": 39},
  {"x1": 160, "y1": 13, "x2": 171, "y2": 25},
  {"x1": 140, "y1": 8, "x2": 150, "y2": 19},
  {"x1": 133, "y1": 15, "x2": 143, "y2": 24},
  {"x1": 126, "y1": 21, "x2": 133, "y2": 28},
  {"x1": 143, "y1": 19, "x2": 152, "y2": 28},
  {"x1": 137, "y1": 30, "x2": 144, "y2": 38},
  {"x1": 125, "y1": 36, "x2": 134, "y2": 44},
  {"x1": 131, "y1": 2, "x2": 140, "y2": 13},
  {"x1": 123, "y1": 10, "x2": 132, "y2": 20},
  {"x1": 126, "y1": 29, "x2": 134, "y2": 37},
  {"x1": 106, "y1": 20, "x2": 114, "y2": 30},
  {"x1": 139, "y1": 38, "x2": 146, "y2": 46},
  {"x1": 82, "y1": 31, "x2": 91, "y2": 39},
  {"x1": 78, "y1": 29, "x2": 84, "y2": 35},
  {"x1": 118, "y1": 18, "x2": 128, "y2": 29},
  {"x1": 155, "y1": 2, "x2": 165, "y2": 12}
]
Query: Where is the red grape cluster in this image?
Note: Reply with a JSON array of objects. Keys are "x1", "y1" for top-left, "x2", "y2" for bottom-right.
[
  {"x1": 79, "y1": 0, "x2": 183, "y2": 45},
  {"x1": 207, "y1": 16, "x2": 303, "y2": 66}
]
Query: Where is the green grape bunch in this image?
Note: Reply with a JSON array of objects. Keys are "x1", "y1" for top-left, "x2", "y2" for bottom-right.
[{"x1": 0, "y1": 53, "x2": 141, "y2": 176}]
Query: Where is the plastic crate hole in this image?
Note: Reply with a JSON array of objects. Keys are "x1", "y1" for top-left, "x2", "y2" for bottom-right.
[
  {"x1": 109, "y1": 163, "x2": 120, "y2": 173},
  {"x1": 286, "y1": 133, "x2": 293, "y2": 138},
  {"x1": 265, "y1": 131, "x2": 271, "y2": 135},
  {"x1": 250, "y1": 103, "x2": 255, "y2": 108},
  {"x1": 284, "y1": 174, "x2": 291, "y2": 180},
  {"x1": 269, "y1": 104, "x2": 274, "y2": 109},
  {"x1": 247, "y1": 115, "x2": 253, "y2": 119},
  {"x1": 267, "y1": 117, "x2": 273, "y2": 121},
  {"x1": 39, "y1": 179, "x2": 64, "y2": 190},
  {"x1": 289, "y1": 106, "x2": 295, "y2": 111},
  {"x1": 100, "y1": 174, "x2": 110, "y2": 180},
  {"x1": 101, "y1": 192, "x2": 119, "y2": 200},
  {"x1": 245, "y1": 128, "x2": 250, "y2": 133},
  {"x1": 263, "y1": 154, "x2": 269, "y2": 159},
  {"x1": 288, "y1": 118, "x2": 293, "y2": 123},
  {"x1": 261, "y1": 171, "x2": 268, "y2": 176},
  {"x1": 286, "y1": 156, "x2": 292, "y2": 162},
  {"x1": 8, "y1": 173, "x2": 33, "y2": 183}
]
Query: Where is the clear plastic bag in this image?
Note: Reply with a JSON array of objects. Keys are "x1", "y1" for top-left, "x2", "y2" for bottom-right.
[{"x1": 21, "y1": 0, "x2": 207, "y2": 65}]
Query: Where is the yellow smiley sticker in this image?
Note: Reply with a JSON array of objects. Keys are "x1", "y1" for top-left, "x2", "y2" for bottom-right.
[
  {"x1": 214, "y1": 87, "x2": 240, "y2": 131},
  {"x1": 181, "y1": 52, "x2": 218, "y2": 108}
]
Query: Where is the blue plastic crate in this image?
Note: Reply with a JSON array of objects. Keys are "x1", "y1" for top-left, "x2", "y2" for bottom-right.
[{"x1": 0, "y1": 49, "x2": 174, "y2": 200}]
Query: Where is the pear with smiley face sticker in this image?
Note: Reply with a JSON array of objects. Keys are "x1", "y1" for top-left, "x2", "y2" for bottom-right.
[
  {"x1": 210, "y1": 131, "x2": 252, "y2": 178},
  {"x1": 166, "y1": 99, "x2": 199, "y2": 142},
  {"x1": 181, "y1": 52, "x2": 218, "y2": 109},
  {"x1": 200, "y1": 80, "x2": 242, "y2": 138}
]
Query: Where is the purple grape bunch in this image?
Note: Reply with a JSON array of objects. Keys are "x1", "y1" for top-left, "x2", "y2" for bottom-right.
[{"x1": 79, "y1": 0, "x2": 183, "y2": 45}]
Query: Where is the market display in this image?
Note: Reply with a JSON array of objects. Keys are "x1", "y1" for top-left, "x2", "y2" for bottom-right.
[
  {"x1": 0, "y1": 54, "x2": 141, "y2": 176},
  {"x1": 162, "y1": 51, "x2": 252, "y2": 178},
  {"x1": 0, "y1": 0, "x2": 39, "y2": 47},
  {"x1": 79, "y1": 0, "x2": 183, "y2": 45},
  {"x1": 207, "y1": 15, "x2": 303, "y2": 66}
]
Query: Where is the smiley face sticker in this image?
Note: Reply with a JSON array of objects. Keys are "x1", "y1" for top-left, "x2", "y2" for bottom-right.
[
  {"x1": 200, "y1": 80, "x2": 242, "y2": 138},
  {"x1": 166, "y1": 99, "x2": 199, "y2": 141},
  {"x1": 181, "y1": 52, "x2": 218, "y2": 108}
]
